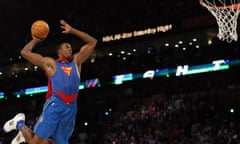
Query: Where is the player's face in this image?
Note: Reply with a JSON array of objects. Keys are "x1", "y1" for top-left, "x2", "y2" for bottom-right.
[{"x1": 59, "y1": 42, "x2": 73, "y2": 59}]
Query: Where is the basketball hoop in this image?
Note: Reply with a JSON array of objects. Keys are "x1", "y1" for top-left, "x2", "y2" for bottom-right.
[{"x1": 200, "y1": 0, "x2": 240, "y2": 42}]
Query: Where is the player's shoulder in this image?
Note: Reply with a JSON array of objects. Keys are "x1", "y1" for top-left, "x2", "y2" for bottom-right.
[
  {"x1": 44, "y1": 56, "x2": 54, "y2": 60},
  {"x1": 43, "y1": 56, "x2": 56, "y2": 64}
]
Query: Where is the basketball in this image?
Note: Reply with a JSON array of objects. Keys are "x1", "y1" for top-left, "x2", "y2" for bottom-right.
[{"x1": 31, "y1": 20, "x2": 49, "y2": 39}]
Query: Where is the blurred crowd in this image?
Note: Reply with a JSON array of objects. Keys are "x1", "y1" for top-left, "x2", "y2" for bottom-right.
[
  {"x1": 100, "y1": 90, "x2": 240, "y2": 144},
  {"x1": 1, "y1": 85, "x2": 240, "y2": 144}
]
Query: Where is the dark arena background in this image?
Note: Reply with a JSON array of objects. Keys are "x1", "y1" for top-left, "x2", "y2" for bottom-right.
[{"x1": 1, "y1": 0, "x2": 240, "y2": 143}]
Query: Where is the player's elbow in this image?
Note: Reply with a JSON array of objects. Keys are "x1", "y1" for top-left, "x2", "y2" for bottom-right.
[
  {"x1": 20, "y1": 49, "x2": 25, "y2": 56},
  {"x1": 86, "y1": 40, "x2": 97, "y2": 52},
  {"x1": 20, "y1": 49, "x2": 30, "y2": 58},
  {"x1": 91, "y1": 39, "x2": 97, "y2": 47},
  {"x1": 92, "y1": 39, "x2": 97, "y2": 49},
  {"x1": 20, "y1": 49, "x2": 26, "y2": 56}
]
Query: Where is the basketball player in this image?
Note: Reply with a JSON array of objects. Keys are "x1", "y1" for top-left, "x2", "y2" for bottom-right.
[{"x1": 3, "y1": 19, "x2": 97, "y2": 144}]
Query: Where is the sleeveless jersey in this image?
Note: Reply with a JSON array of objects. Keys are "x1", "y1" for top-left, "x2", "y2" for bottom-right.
[{"x1": 46, "y1": 61, "x2": 80, "y2": 104}]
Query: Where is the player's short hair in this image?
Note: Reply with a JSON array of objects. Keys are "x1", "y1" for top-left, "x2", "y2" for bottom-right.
[{"x1": 55, "y1": 39, "x2": 72, "y2": 52}]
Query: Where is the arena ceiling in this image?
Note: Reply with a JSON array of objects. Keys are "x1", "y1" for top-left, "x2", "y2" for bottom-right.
[
  {"x1": 0, "y1": 0, "x2": 210, "y2": 58},
  {"x1": 0, "y1": 0, "x2": 236, "y2": 80}
]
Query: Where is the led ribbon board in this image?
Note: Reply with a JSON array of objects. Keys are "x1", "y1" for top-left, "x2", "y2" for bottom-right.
[
  {"x1": 14, "y1": 78, "x2": 100, "y2": 97},
  {"x1": 13, "y1": 59, "x2": 238, "y2": 97},
  {"x1": 0, "y1": 92, "x2": 4, "y2": 99}
]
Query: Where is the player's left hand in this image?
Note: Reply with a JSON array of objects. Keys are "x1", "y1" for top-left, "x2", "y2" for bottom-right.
[
  {"x1": 60, "y1": 20, "x2": 72, "y2": 34},
  {"x1": 32, "y1": 35, "x2": 45, "y2": 42}
]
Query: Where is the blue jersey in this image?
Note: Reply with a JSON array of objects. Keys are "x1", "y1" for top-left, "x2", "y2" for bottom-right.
[
  {"x1": 34, "y1": 61, "x2": 80, "y2": 143},
  {"x1": 50, "y1": 61, "x2": 80, "y2": 105}
]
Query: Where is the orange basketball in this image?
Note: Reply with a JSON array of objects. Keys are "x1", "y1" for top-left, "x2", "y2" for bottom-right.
[{"x1": 31, "y1": 20, "x2": 49, "y2": 39}]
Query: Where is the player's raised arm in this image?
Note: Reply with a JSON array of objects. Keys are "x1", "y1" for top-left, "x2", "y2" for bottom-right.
[
  {"x1": 59, "y1": 20, "x2": 97, "y2": 66},
  {"x1": 20, "y1": 38, "x2": 45, "y2": 68},
  {"x1": 21, "y1": 20, "x2": 56, "y2": 76}
]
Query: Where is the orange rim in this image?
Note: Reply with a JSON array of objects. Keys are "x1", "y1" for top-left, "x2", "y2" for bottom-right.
[{"x1": 200, "y1": 0, "x2": 240, "y2": 9}]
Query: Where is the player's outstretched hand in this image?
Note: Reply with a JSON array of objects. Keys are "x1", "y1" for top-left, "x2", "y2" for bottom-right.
[{"x1": 60, "y1": 20, "x2": 72, "y2": 34}]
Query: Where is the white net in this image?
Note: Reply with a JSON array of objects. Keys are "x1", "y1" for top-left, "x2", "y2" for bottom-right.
[{"x1": 200, "y1": 0, "x2": 240, "y2": 43}]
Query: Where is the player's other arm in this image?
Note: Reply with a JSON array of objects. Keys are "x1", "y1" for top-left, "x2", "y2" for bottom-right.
[
  {"x1": 60, "y1": 20, "x2": 97, "y2": 65},
  {"x1": 20, "y1": 39, "x2": 55, "y2": 76},
  {"x1": 72, "y1": 28, "x2": 97, "y2": 65}
]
